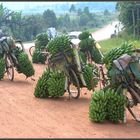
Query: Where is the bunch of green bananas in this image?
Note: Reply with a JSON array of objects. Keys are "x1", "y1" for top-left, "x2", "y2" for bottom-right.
[
  {"x1": 79, "y1": 38, "x2": 94, "y2": 51},
  {"x1": 11, "y1": 47, "x2": 23, "y2": 58},
  {"x1": 34, "y1": 69, "x2": 50, "y2": 98},
  {"x1": 89, "y1": 90, "x2": 107, "y2": 123},
  {"x1": 35, "y1": 33, "x2": 49, "y2": 50},
  {"x1": 47, "y1": 70, "x2": 65, "y2": 97},
  {"x1": 83, "y1": 64, "x2": 99, "y2": 90},
  {"x1": 10, "y1": 47, "x2": 23, "y2": 73},
  {"x1": 79, "y1": 51, "x2": 87, "y2": 64},
  {"x1": 78, "y1": 31, "x2": 91, "y2": 40},
  {"x1": 79, "y1": 32, "x2": 102, "y2": 64},
  {"x1": 104, "y1": 42, "x2": 133, "y2": 70},
  {"x1": 89, "y1": 88, "x2": 127, "y2": 123},
  {"x1": 17, "y1": 52, "x2": 35, "y2": 78},
  {"x1": 105, "y1": 89, "x2": 127, "y2": 123},
  {"x1": 0, "y1": 58, "x2": 5, "y2": 80},
  {"x1": 34, "y1": 69, "x2": 65, "y2": 98},
  {"x1": 91, "y1": 46, "x2": 102, "y2": 64},
  {"x1": 32, "y1": 33, "x2": 49, "y2": 64},
  {"x1": 32, "y1": 49, "x2": 46, "y2": 64},
  {"x1": 47, "y1": 35, "x2": 70, "y2": 56}
]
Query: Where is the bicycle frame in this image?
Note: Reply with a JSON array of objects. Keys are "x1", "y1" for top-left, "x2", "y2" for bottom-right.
[
  {"x1": 47, "y1": 44, "x2": 82, "y2": 99},
  {"x1": 83, "y1": 49, "x2": 108, "y2": 88},
  {"x1": 113, "y1": 59, "x2": 140, "y2": 122}
]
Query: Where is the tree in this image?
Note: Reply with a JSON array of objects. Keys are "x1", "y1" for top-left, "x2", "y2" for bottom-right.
[
  {"x1": 43, "y1": 9, "x2": 57, "y2": 28},
  {"x1": 63, "y1": 14, "x2": 71, "y2": 28},
  {"x1": 83, "y1": 7, "x2": 90, "y2": 16},
  {"x1": 117, "y1": 2, "x2": 140, "y2": 38},
  {"x1": 9, "y1": 11, "x2": 23, "y2": 39},
  {"x1": 77, "y1": 8, "x2": 82, "y2": 16},
  {"x1": 69, "y1": 4, "x2": 76, "y2": 13},
  {"x1": 83, "y1": 6, "x2": 92, "y2": 19},
  {"x1": 79, "y1": 13, "x2": 89, "y2": 26},
  {"x1": 104, "y1": 9, "x2": 110, "y2": 16},
  {"x1": 0, "y1": 4, "x2": 14, "y2": 27},
  {"x1": 57, "y1": 14, "x2": 71, "y2": 29},
  {"x1": 22, "y1": 15, "x2": 44, "y2": 41}
]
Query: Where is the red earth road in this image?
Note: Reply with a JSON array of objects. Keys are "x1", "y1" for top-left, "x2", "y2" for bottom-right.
[{"x1": 0, "y1": 49, "x2": 140, "y2": 138}]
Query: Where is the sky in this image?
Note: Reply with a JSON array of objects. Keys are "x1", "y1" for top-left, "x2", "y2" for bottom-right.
[{"x1": 1, "y1": 2, "x2": 78, "y2": 10}]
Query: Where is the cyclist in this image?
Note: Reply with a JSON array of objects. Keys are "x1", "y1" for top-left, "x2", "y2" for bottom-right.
[{"x1": 47, "y1": 27, "x2": 58, "y2": 40}]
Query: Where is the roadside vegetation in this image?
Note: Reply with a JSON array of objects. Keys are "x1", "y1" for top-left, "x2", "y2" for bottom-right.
[
  {"x1": 0, "y1": 3, "x2": 117, "y2": 42},
  {"x1": 100, "y1": 1, "x2": 140, "y2": 54},
  {"x1": 99, "y1": 31, "x2": 140, "y2": 54}
]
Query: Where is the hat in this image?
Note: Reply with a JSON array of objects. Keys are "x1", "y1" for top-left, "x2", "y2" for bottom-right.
[{"x1": 113, "y1": 54, "x2": 132, "y2": 70}]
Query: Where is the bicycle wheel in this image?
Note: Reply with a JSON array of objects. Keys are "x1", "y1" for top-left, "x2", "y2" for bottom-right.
[
  {"x1": 29, "y1": 46, "x2": 35, "y2": 57},
  {"x1": 5, "y1": 55, "x2": 14, "y2": 81},
  {"x1": 126, "y1": 85, "x2": 140, "y2": 122},
  {"x1": 67, "y1": 69, "x2": 80, "y2": 99}
]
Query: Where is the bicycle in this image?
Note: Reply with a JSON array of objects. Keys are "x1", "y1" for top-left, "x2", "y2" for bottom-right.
[
  {"x1": 110, "y1": 52, "x2": 140, "y2": 122},
  {"x1": 4, "y1": 50, "x2": 14, "y2": 81},
  {"x1": 0, "y1": 37, "x2": 25, "y2": 81},
  {"x1": 29, "y1": 46, "x2": 35, "y2": 57},
  {"x1": 79, "y1": 47, "x2": 108, "y2": 89},
  {"x1": 47, "y1": 47, "x2": 81, "y2": 99},
  {"x1": 29, "y1": 29, "x2": 58, "y2": 57}
]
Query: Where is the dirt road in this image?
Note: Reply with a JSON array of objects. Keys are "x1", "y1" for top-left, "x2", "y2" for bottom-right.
[
  {"x1": 0, "y1": 47, "x2": 140, "y2": 138},
  {"x1": 92, "y1": 21, "x2": 122, "y2": 41},
  {"x1": 23, "y1": 21, "x2": 122, "y2": 50}
]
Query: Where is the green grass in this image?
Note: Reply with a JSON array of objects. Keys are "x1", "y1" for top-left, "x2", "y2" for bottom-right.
[
  {"x1": 99, "y1": 37, "x2": 125, "y2": 53},
  {"x1": 99, "y1": 31, "x2": 140, "y2": 54}
]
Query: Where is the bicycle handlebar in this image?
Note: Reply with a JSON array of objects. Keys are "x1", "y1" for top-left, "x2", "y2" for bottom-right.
[{"x1": 15, "y1": 40, "x2": 25, "y2": 52}]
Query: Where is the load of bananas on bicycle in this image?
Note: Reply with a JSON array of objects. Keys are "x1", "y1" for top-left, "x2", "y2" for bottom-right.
[
  {"x1": 78, "y1": 31, "x2": 103, "y2": 64},
  {"x1": 31, "y1": 33, "x2": 49, "y2": 64},
  {"x1": 30, "y1": 28, "x2": 58, "y2": 64},
  {"x1": 32, "y1": 31, "x2": 140, "y2": 123},
  {"x1": 0, "y1": 36, "x2": 34, "y2": 81},
  {"x1": 89, "y1": 41, "x2": 140, "y2": 123},
  {"x1": 34, "y1": 34, "x2": 99, "y2": 99},
  {"x1": 73, "y1": 31, "x2": 128, "y2": 123}
]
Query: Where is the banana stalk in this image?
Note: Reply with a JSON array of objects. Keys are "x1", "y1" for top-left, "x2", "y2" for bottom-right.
[
  {"x1": 72, "y1": 47, "x2": 86, "y2": 86},
  {"x1": 95, "y1": 43, "x2": 104, "y2": 58}
]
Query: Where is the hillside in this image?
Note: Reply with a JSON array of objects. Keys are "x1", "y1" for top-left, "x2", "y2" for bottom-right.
[{"x1": 2, "y1": 2, "x2": 117, "y2": 15}]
